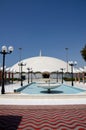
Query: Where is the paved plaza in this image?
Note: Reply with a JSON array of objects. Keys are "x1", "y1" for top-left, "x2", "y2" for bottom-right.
[
  {"x1": 0, "y1": 105, "x2": 86, "y2": 130},
  {"x1": 0, "y1": 82, "x2": 86, "y2": 129}
]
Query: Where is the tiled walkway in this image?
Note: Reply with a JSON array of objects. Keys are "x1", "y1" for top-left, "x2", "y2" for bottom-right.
[{"x1": 0, "y1": 105, "x2": 86, "y2": 130}]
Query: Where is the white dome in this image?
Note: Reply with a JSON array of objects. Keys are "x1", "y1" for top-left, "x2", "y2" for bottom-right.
[{"x1": 11, "y1": 56, "x2": 71, "y2": 73}]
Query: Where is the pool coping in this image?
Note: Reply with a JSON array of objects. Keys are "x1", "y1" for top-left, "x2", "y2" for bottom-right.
[{"x1": 0, "y1": 92, "x2": 86, "y2": 105}]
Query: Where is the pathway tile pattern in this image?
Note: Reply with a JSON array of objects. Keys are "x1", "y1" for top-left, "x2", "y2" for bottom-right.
[{"x1": 0, "y1": 105, "x2": 86, "y2": 130}]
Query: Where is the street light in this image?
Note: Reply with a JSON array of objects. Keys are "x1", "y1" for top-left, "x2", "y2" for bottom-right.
[
  {"x1": 0, "y1": 45, "x2": 13, "y2": 94},
  {"x1": 69, "y1": 61, "x2": 77, "y2": 86},
  {"x1": 60, "y1": 68, "x2": 64, "y2": 84},
  {"x1": 18, "y1": 62, "x2": 26, "y2": 86},
  {"x1": 65, "y1": 48, "x2": 68, "y2": 72},
  {"x1": 30, "y1": 68, "x2": 33, "y2": 83},
  {"x1": 19, "y1": 48, "x2": 22, "y2": 61},
  {"x1": 19, "y1": 48, "x2": 22, "y2": 78},
  {"x1": 27, "y1": 68, "x2": 30, "y2": 84},
  {"x1": 57, "y1": 71, "x2": 59, "y2": 82}
]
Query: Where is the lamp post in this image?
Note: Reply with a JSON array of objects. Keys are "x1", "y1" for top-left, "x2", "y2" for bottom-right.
[
  {"x1": 30, "y1": 68, "x2": 33, "y2": 83},
  {"x1": 19, "y1": 48, "x2": 22, "y2": 61},
  {"x1": 57, "y1": 71, "x2": 58, "y2": 82},
  {"x1": 60, "y1": 68, "x2": 64, "y2": 84},
  {"x1": 27, "y1": 68, "x2": 30, "y2": 84},
  {"x1": 19, "y1": 48, "x2": 22, "y2": 78},
  {"x1": 65, "y1": 48, "x2": 68, "y2": 72},
  {"x1": 69, "y1": 61, "x2": 77, "y2": 86},
  {"x1": 0, "y1": 46, "x2": 13, "y2": 94},
  {"x1": 18, "y1": 62, "x2": 26, "y2": 86}
]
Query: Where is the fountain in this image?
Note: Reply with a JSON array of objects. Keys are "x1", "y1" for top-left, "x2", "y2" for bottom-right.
[{"x1": 37, "y1": 78, "x2": 61, "y2": 93}]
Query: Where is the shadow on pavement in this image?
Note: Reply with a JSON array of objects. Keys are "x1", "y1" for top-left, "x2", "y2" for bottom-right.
[{"x1": 0, "y1": 115, "x2": 22, "y2": 130}]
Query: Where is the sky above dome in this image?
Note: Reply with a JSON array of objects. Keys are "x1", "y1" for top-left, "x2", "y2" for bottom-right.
[{"x1": 0, "y1": 0, "x2": 86, "y2": 68}]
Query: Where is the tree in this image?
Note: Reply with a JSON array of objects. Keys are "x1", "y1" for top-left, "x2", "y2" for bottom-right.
[{"x1": 80, "y1": 44, "x2": 86, "y2": 61}]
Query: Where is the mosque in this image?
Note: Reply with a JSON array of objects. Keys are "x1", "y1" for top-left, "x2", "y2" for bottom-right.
[
  {"x1": 10, "y1": 51, "x2": 71, "y2": 81},
  {"x1": 0, "y1": 51, "x2": 85, "y2": 85}
]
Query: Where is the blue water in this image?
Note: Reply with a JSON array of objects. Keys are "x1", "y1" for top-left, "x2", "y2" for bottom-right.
[{"x1": 21, "y1": 83, "x2": 85, "y2": 94}]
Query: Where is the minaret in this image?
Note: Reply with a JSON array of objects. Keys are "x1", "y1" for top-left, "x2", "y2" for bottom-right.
[{"x1": 39, "y1": 50, "x2": 42, "y2": 56}]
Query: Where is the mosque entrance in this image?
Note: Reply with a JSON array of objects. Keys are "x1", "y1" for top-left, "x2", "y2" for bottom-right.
[{"x1": 42, "y1": 72, "x2": 50, "y2": 78}]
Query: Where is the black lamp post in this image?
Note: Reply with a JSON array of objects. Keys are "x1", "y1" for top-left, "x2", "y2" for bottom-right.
[
  {"x1": 69, "y1": 61, "x2": 77, "y2": 86},
  {"x1": 18, "y1": 62, "x2": 26, "y2": 86},
  {"x1": 57, "y1": 71, "x2": 58, "y2": 82},
  {"x1": 30, "y1": 68, "x2": 33, "y2": 83},
  {"x1": 19, "y1": 48, "x2": 22, "y2": 61},
  {"x1": 0, "y1": 46, "x2": 13, "y2": 94},
  {"x1": 60, "y1": 68, "x2": 64, "y2": 84},
  {"x1": 65, "y1": 48, "x2": 68, "y2": 72},
  {"x1": 27, "y1": 68, "x2": 30, "y2": 84}
]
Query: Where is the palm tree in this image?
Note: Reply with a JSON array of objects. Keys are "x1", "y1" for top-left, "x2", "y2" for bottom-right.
[{"x1": 80, "y1": 44, "x2": 86, "y2": 61}]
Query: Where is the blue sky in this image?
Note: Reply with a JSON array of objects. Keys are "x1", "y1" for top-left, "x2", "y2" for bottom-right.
[{"x1": 0, "y1": 0, "x2": 86, "y2": 68}]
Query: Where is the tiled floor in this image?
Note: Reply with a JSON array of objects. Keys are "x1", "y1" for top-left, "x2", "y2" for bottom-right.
[{"x1": 0, "y1": 105, "x2": 86, "y2": 130}]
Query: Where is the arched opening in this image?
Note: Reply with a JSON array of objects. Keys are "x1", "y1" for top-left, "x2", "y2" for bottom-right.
[{"x1": 42, "y1": 72, "x2": 50, "y2": 78}]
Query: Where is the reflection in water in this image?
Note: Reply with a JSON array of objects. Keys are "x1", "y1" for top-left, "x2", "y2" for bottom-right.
[{"x1": 41, "y1": 90, "x2": 63, "y2": 94}]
